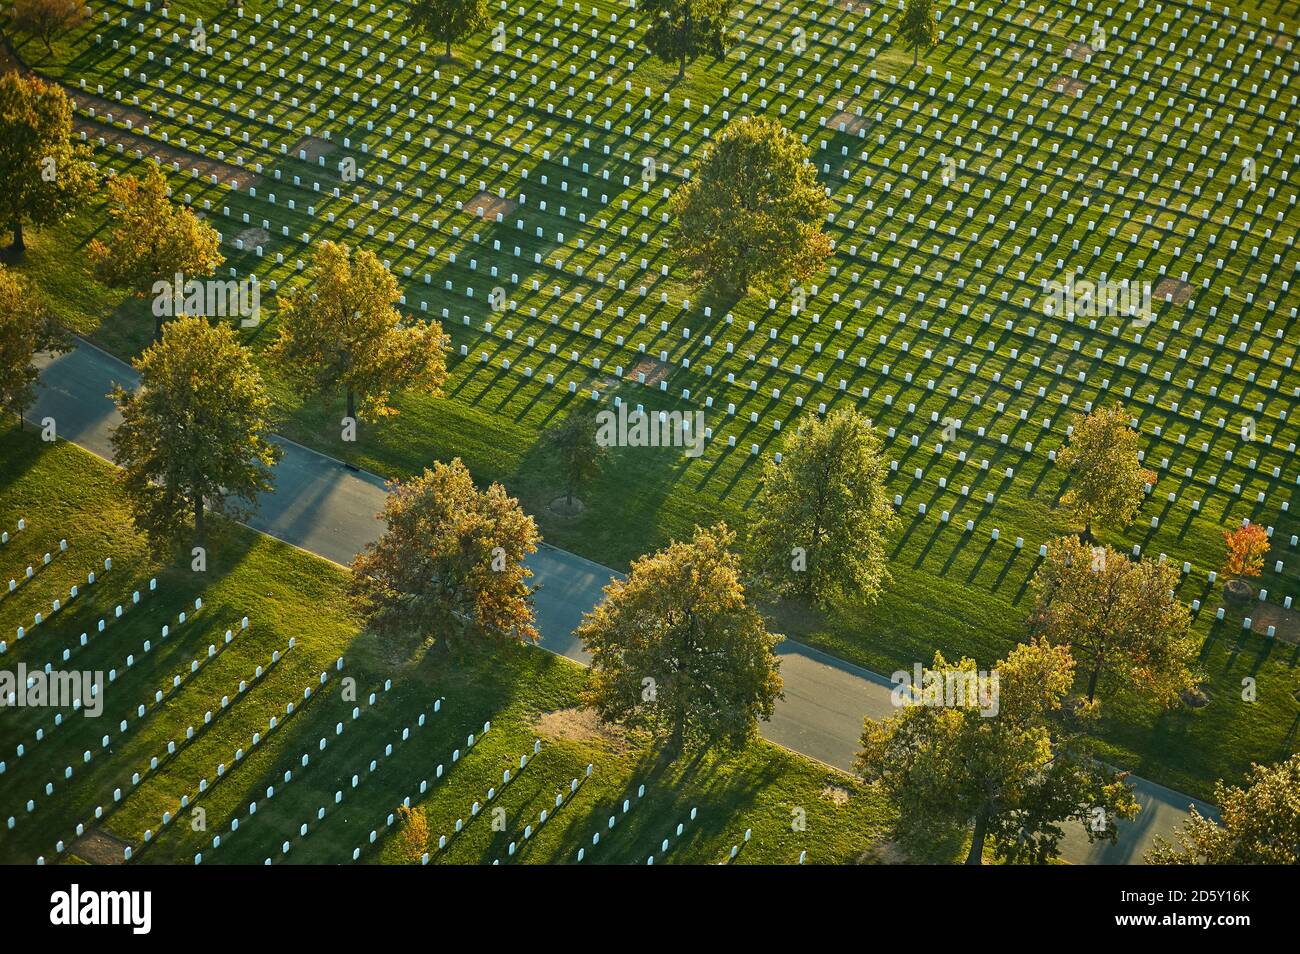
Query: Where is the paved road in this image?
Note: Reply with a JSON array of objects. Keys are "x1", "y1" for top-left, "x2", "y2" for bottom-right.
[{"x1": 25, "y1": 340, "x2": 1216, "y2": 863}]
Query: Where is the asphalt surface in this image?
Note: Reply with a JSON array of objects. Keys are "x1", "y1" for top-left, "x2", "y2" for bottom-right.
[{"x1": 23, "y1": 340, "x2": 1217, "y2": 863}]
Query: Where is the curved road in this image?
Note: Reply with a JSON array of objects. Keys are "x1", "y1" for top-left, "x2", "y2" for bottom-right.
[{"x1": 24, "y1": 339, "x2": 1216, "y2": 864}]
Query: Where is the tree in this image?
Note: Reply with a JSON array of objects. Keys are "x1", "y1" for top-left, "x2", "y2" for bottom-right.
[
  {"x1": 110, "y1": 316, "x2": 281, "y2": 546},
  {"x1": 87, "y1": 163, "x2": 223, "y2": 340},
  {"x1": 748, "y1": 407, "x2": 896, "y2": 610},
  {"x1": 898, "y1": 0, "x2": 940, "y2": 68},
  {"x1": 1057, "y1": 402, "x2": 1155, "y2": 538},
  {"x1": 393, "y1": 805, "x2": 429, "y2": 864},
  {"x1": 641, "y1": 0, "x2": 734, "y2": 81},
  {"x1": 0, "y1": 264, "x2": 69, "y2": 430},
  {"x1": 271, "y1": 240, "x2": 449, "y2": 425},
  {"x1": 11, "y1": 0, "x2": 89, "y2": 54},
  {"x1": 858, "y1": 639, "x2": 1139, "y2": 864},
  {"x1": 0, "y1": 70, "x2": 95, "y2": 253},
  {"x1": 671, "y1": 115, "x2": 830, "y2": 297},
  {"x1": 404, "y1": 0, "x2": 489, "y2": 58},
  {"x1": 1029, "y1": 536, "x2": 1197, "y2": 706},
  {"x1": 1147, "y1": 755, "x2": 1300, "y2": 865},
  {"x1": 578, "y1": 523, "x2": 782, "y2": 756},
  {"x1": 349, "y1": 458, "x2": 540, "y2": 651},
  {"x1": 1222, "y1": 523, "x2": 1270, "y2": 579},
  {"x1": 545, "y1": 406, "x2": 606, "y2": 509}
]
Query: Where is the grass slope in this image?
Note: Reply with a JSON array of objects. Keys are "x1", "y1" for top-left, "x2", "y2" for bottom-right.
[{"x1": 0, "y1": 430, "x2": 898, "y2": 864}]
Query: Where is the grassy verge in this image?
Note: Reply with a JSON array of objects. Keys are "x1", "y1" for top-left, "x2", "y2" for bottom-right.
[{"x1": 0, "y1": 429, "x2": 901, "y2": 864}]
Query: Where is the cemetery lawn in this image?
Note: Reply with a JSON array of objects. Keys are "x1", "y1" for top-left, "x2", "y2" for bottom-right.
[
  {"x1": 10, "y1": 0, "x2": 1300, "y2": 809},
  {"x1": 0, "y1": 430, "x2": 903, "y2": 865}
]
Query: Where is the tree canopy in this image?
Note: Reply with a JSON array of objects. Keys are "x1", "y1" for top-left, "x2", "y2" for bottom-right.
[
  {"x1": 858, "y1": 638, "x2": 1139, "y2": 864},
  {"x1": 0, "y1": 70, "x2": 95, "y2": 252},
  {"x1": 1057, "y1": 402, "x2": 1155, "y2": 536},
  {"x1": 1030, "y1": 536, "x2": 1197, "y2": 705},
  {"x1": 88, "y1": 163, "x2": 223, "y2": 339},
  {"x1": 1147, "y1": 755, "x2": 1300, "y2": 865},
  {"x1": 404, "y1": 0, "x2": 489, "y2": 57},
  {"x1": 0, "y1": 263, "x2": 69, "y2": 430},
  {"x1": 578, "y1": 523, "x2": 783, "y2": 755},
  {"x1": 671, "y1": 115, "x2": 830, "y2": 297},
  {"x1": 110, "y1": 315, "x2": 280, "y2": 546},
  {"x1": 271, "y1": 240, "x2": 449, "y2": 423},
  {"x1": 350, "y1": 458, "x2": 541, "y2": 651},
  {"x1": 748, "y1": 407, "x2": 896, "y2": 609},
  {"x1": 641, "y1": 0, "x2": 734, "y2": 80}
]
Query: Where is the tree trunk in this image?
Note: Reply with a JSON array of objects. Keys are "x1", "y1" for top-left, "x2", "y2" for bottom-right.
[
  {"x1": 667, "y1": 718, "x2": 685, "y2": 759},
  {"x1": 154, "y1": 313, "x2": 165, "y2": 342},
  {"x1": 445, "y1": 38, "x2": 452, "y2": 58},
  {"x1": 677, "y1": 56, "x2": 685, "y2": 80},
  {"x1": 346, "y1": 388, "x2": 356, "y2": 422},
  {"x1": 1086, "y1": 662, "x2": 1101, "y2": 704},
  {"x1": 11, "y1": 220, "x2": 25, "y2": 254},
  {"x1": 965, "y1": 812, "x2": 988, "y2": 865},
  {"x1": 565, "y1": 472, "x2": 574, "y2": 507},
  {"x1": 194, "y1": 492, "x2": 205, "y2": 541},
  {"x1": 913, "y1": 44, "x2": 918, "y2": 68}
]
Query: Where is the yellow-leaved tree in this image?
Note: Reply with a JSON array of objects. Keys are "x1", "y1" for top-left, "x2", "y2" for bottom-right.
[
  {"x1": 110, "y1": 315, "x2": 281, "y2": 547},
  {"x1": 578, "y1": 523, "x2": 783, "y2": 756},
  {"x1": 271, "y1": 240, "x2": 449, "y2": 426},
  {"x1": 88, "y1": 163, "x2": 223, "y2": 340},
  {"x1": 349, "y1": 458, "x2": 540, "y2": 652},
  {"x1": 1057, "y1": 402, "x2": 1155, "y2": 538}
]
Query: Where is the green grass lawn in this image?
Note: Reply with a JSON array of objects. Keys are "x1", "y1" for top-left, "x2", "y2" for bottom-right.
[
  {"x1": 5, "y1": 0, "x2": 1298, "y2": 806},
  {"x1": 0, "y1": 429, "x2": 902, "y2": 864}
]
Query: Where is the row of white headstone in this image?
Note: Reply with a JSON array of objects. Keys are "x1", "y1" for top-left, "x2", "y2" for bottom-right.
[
  {"x1": 86, "y1": 5, "x2": 1294, "y2": 462},
  {"x1": 274, "y1": 690, "x2": 442, "y2": 861},
  {"x1": 6, "y1": 544, "x2": 81, "y2": 641},
  {"x1": 643, "y1": 806, "x2": 699, "y2": 866},
  {"x1": 4, "y1": 597, "x2": 217, "y2": 768},
  {"x1": 575, "y1": 779, "x2": 647, "y2": 863},
  {"x1": 32, "y1": 578, "x2": 162, "y2": 674},
  {"x1": 17, "y1": 619, "x2": 260, "y2": 849},
  {"x1": 490, "y1": 762, "x2": 594, "y2": 864},
  {"x1": 194, "y1": 679, "x2": 404, "y2": 864},
  {"x1": 137, "y1": 656, "x2": 348, "y2": 857},
  {"x1": 41, "y1": 650, "x2": 328, "y2": 865},
  {"x1": 0, "y1": 518, "x2": 25, "y2": 545}
]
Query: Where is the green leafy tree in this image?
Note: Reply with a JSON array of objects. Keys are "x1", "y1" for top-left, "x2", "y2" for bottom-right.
[
  {"x1": 1058, "y1": 402, "x2": 1155, "y2": 538},
  {"x1": 1147, "y1": 755, "x2": 1300, "y2": 864},
  {"x1": 349, "y1": 458, "x2": 541, "y2": 652},
  {"x1": 404, "y1": 0, "x2": 489, "y2": 58},
  {"x1": 110, "y1": 316, "x2": 281, "y2": 545},
  {"x1": 858, "y1": 638, "x2": 1139, "y2": 864},
  {"x1": 0, "y1": 70, "x2": 95, "y2": 253},
  {"x1": 748, "y1": 407, "x2": 896, "y2": 609},
  {"x1": 270, "y1": 240, "x2": 449, "y2": 424},
  {"x1": 641, "y1": 0, "x2": 734, "y2": 80},
  {"x1": 546, "y1": 406, "x2": 607, "y2": 509},
  {"x1": 578, "y1": 523, "x2": 783, "y2": 756},
  {"x1": 0, "y1": 263, "x2": 69, "y2": 430},
  {"x1": 1030, "y1": 536, "x2": 1197, "y2": 705},
  {"x1": 671, "y1": 115, "x2": 830, "y2": 297},
  {"x1": 87, "y1": 163, "x2": 224, "y2": 340},
  {"x1": 898, "y1": 0, "x2": 940, "y2": 68}
]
